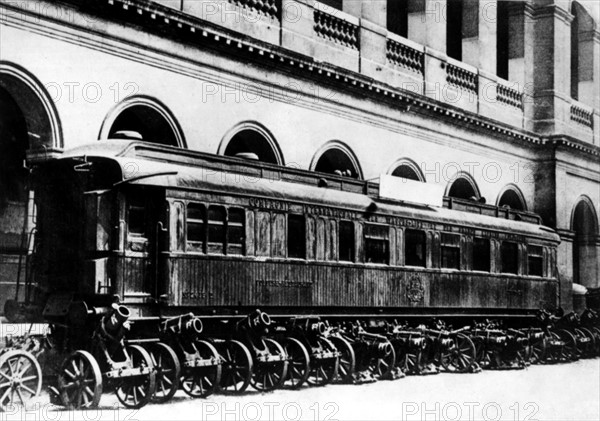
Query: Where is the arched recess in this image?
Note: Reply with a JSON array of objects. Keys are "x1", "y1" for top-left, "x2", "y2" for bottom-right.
[
  {"x1": 310, "y1": 141, "x2": 363, "y2": 179},
  {"x1": 387, "y1": 158, "x2": 426, "y2": 182},
  {"x1": 445, "y1": 172, "x2": 481, "y2": 201},
  {"x1": 218, "y1": 122, "x2": 284, "y2": 165},
  {"x1": 571, "y1": 196, "x2": 599, "y2": 288},
  {"x1": 99, "y1": 96, "x2": 185, "y2": 147},
  {"x1": 0, "y1": 62, "x2": 62, "y2": 310},
  {"x1": 570, "y1": 1, "x2": 597, "y2": 104},
  {"x1": 497, "y1": 184, "x2": 527, "y2": 211}
]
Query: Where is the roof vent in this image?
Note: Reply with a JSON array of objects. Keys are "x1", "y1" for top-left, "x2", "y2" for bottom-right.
[{"x1": 111, "y1": 130, "x2": 143, "y2": 141}]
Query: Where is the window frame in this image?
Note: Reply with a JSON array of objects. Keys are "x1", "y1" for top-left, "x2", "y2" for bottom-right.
[
  {"x1": 405, "y1": 228, "x2": 426, "y2": 267},
  {"x1": 527, "y1": 244, "x2": 544, "y2": 277},
  {"x1": 472, "y1": 237, "x2": 491, "y2": 272},
  {"x1": 440, "y1": 232, "x2": 461, "y2": 270},
  {"x1": 338, "y1": 220, "x2": 355, "y2": 263},
  {"x1": 287, "y1": 214, "x2": 307, "y2": 259},
  {"x1": 364, "y1": 223, "x2": 390, "y2": 265},
  {"x1": 500, "y1": 241, "x2": 519, "y2": 275}
]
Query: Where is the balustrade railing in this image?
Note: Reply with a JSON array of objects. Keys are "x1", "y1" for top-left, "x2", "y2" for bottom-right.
[
  {"x1": 313, "y1": 5, "x2": 358, "y2": 50},
  {"x1": 386, "y1": 36, "x2": 424, "y2": 75},
  {"x1": 228, "y1": 0, "x2": 279, "y2": 19},
  {"x1": 445, "y1": 62, "x2": 478, "y2": 93},
  {"x1": 570, "y1": 103, "x2": 594, "y2": 129},
  {"x1": 496, "y1": 83, "x2": 523, "y2": 109}
]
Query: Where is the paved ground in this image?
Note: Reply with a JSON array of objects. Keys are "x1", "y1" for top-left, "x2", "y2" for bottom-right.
[{"x1": 2, "y1": 358, "x2": 599, "y2": 421}]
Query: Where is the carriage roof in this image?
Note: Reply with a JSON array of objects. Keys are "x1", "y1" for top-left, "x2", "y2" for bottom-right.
[{"x1": 55, "y1": 140, "x2": 560, "y2": 242}]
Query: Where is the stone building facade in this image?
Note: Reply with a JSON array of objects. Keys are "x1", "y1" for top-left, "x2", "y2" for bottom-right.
[{"x1": 0, "y1": 0, "x2": 598, "y2": 313}]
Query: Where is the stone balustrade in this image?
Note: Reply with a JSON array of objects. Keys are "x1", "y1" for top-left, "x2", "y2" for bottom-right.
[
  {"x1": 228, "y1": 0, "x2": 279, "y2": 19},
  {"x1": 570, "y1": 102, "x2": 594, "y2": 129},
  {"x1": 445, "y1": 61, "x2": 478, "y2": 93},
  {"x1": 386, "y1": 33, "x2": 424, "y2": 76},
  {"x1": 496, "y1": 82, "x2": 523, "y2": 110},
  {"x1": 313, "y1": 2, "x2": 358, "y2": 50}
]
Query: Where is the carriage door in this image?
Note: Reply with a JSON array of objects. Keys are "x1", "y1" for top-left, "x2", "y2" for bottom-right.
[{"x1": 120, "y1": 187, "x2": 165, "y2": 304}]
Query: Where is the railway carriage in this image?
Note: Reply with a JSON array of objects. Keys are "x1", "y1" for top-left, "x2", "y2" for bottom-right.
[{"x1": 4, "y1": 138, "x2": 568, "y2": 409}]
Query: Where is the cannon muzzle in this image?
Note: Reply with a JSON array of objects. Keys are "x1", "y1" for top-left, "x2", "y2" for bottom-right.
[
  {"x1": 238, "y1": 310, "x2": 272, "y2": 334},
  {"x1": 103, "y1": 304, "x2": 130, "y2": 336},
  {"x1": 161, "y1": 313, "x2": 204, "y2": 337}
]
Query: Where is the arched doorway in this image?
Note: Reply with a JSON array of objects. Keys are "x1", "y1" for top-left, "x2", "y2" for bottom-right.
[
  {"x1": 497, "y1": 185, "x2": 527, "y2": 211},
  {"x1": 311, "y1": 141, "x2": 363, "y2": 179},
  {"x1": 100, "y1": 96, "x2": 185, "y2": 147},
  {"x1": 446, "y1": 172, "x2": 481, "y2": 201},
  {"x1": 0, "y1": 63, "x2": 62, "y2": 313},
  {"x1": 572, "y1": 197, "x2": 599, "y2": 288},
  {"x1": 220, "y1": 123, "x2": 283, "y2": 165}
]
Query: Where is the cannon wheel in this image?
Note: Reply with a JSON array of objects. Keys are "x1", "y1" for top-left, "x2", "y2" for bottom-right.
[
  {"x1": 307, "y1": 337, "x2": 339, "y2": 387},
  {"x1": 369, "y1": 341, "x2": 396, "y2": 380},
  {"x1": 0, "y1": 349, "x2": 42, "y2": 411},
  {"x1": 251, "y1": 338, "x2": 288, "y2": 392},
  {"x1": 574, "y1": 328, "x2": 594, "y2": 358},
  {"x1": 440, "y1": 333, "x2": 476, "y2": 373},
  {"x1": 329, "y1": 336, "x2": 355, "y2": 383},
  {"x1": 473, "y1": 339, "x2": 498, "y2": 369},
  {"x1": 150, "y1": 342, "x2": 180, "y2": 404},
  {"x1": 592, "y1": 327, "x2": 600, "y2": 356},
  {"x1": 219, "y1": 340, "x2": 253, "y2": 394},
  {"x1": 398, "y1": 346, "x2": 426, "y2": 375},
  {"x1": 57, "y1": 350, "x2": 102, "y2": 409},
  {"x1": 283, "y1": 338, "x2": 310, "y2": 389},
  {"x1": 181, "y1": 340, "x2": 222, "y2": 398},
  {"x1": 115, "y1": 345, "x2": 156, "y2": 409},
  {"x1": 529, "y1": 335, "x2": 547, "y2": 364},
  {"x1": 557, "y1": 329, "x2": 579, "y2": 361}
]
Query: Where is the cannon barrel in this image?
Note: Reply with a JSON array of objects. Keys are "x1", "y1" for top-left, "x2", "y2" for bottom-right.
[
  {"x1": 161, "y1": 313, "x2": 203, "y2": 337},
  {"x1": 104, "y1": 304, "x2": 130, "y2": 336},
  {"x1": 237, "y1": 310, "x2": 272, "y2": 333}
]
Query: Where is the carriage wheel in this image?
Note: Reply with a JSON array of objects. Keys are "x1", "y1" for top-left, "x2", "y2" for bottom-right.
[
  {"x1": 115, "y1": 345, "x2": 156, "y2": 409},
  {"x1": 557, "y1": 329, "x2": 579, "y2": 361},
  {"x1": 150, "y1": 342, "x2": 180, "y2": 404},
  {"x1": 0, "y1": 350, "x2": 42, "y2": 411},
  {"x1": 592, "y1": 327, "x2": 600, "y2": 356},
  {"x1": 307, "y1": 337, "x2": 339, "y2": 387},
  {"x1": 181, "y1": 340, "x2": 222, "y2": 398},
  {"x1": 57, "y1": 350, "x2": 102, "y2": 409},
  {"x1": 219, "y1": 340, "x2": 253, "y2": 394},
  {"x1": 369, "y1": 342, "x2": 396, "y2": 380},
  {"x1": 440, "y1": 333, "x2": 477, "y2": 373},
  {"x1": 529, "y1": 335, "x2": 547, "y2": 364},
  {"x1": 283, "y1": 338, "x2": 310, "y2": 389},
  {"x1": 574, "y1": 328, "x2": 594, "y2": 358},
  {"x1": 329, "y1": 336, "x2": 355, "y2": 383},
  {"x1": 251, "y1": 338, "x2": 288, "y2": 392},
  {"x1": 473, "y1": 339, "x2": 491, "y2": 369},
  {"x1": 398, "y1": 346, "x2": 426, "y2": 375}
]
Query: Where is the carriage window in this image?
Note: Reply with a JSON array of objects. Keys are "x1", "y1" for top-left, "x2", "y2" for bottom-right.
[
  {"x1": 207, "y1": 205, "x2": 226, "y2": 253},
  {"x1": 501, "y1": 241, "x2": 519, "y2": 274},
  {"x1": 228, "y1": 208, "x2": 245, "y2": 255},
  {"x1": 441, "y1": 233, "x2": 461, "y2": 269},
  {"x1": 288, "y1": 214, "x2": 306, "y2": 259},
  {"x1": 528, "y1": 245, "x2": 543, "y2": 277},
  {"x1": 472, "y1": 237, "x2": 490, "y2": 272},
  {"x1": 405, "y1": 229, "x2": 426, "y2": 267},
  {"x1": 364, "y1": 224, "x2": 389, "y2": 264},
  {"x1": 187, "y1": 203, "x2": 206, "y2": 252},
  {"x1": 128, "y1": 196, "x2": 146, "y2": 237},
  {"x1": 339, "y1": 221, "x2": 355, "y2": 262}
]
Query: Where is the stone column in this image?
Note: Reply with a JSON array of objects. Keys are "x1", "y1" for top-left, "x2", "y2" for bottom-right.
[
  {"x1": 461, "y1": 0, "x2": 497, "y2": 73},
  {"x1": 407, "y1": 0, "x2": 447, "y2": 52}
]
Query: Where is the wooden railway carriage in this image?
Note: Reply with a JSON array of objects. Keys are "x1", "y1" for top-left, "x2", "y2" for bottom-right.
[
  {"x1": 28, "y1": 140, "x2": 560, "y2": 322},
  {"x1": 3, "y1": 139, "x2": 569, "y2": 408}
]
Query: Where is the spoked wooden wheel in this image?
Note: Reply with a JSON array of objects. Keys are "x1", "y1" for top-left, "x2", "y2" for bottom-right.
[
  {"x1": 557, "y1": 330, "x2": 579, "y2": 361},
  {"x1": 0, "y1": 350, "x2": 42, "y2": 411},
  {"x1": 545, "y1": 332, "x2": 564, "y2": 363},
  {"x1": 574, "y1": 328, "x2": 594, "y2": 358},
  {"x1": 369, "y1": 341, "x2": 396, "y2": 380},
  {"x1": 529, "y1": 335, "x2": 547, "y2": 364},
  {"x1": 329, "y1": 336, "x2": 355, "y2": 383},
  {"x1": 251, "y1": 338, "x2": 288, "y2": 392},
  {"x1": 219, "y1": 340, "x2": 253, "y2": 394},
  {"x1": 592, "y1": 327, "x2": 600, "y2": 356},
  {"x1": 283, "y1": 338, "x2": 310, "y2": 389},
  {"x1": 474, "y1": 339, "x2": 492, "y2": 369},
  {"x1": 115, "y1": 345, "x2": 156, "y2": 409},
  {"x1": 57, "y1": 350, "x2": 102, "y2": 409},
  {"x1": 307, "y1": 337, "x2": 339, "y2": 387},
  {"x1": 440, "y1": 333, "x2": 477, "y2": 373},
  {"x1": 399, "y1": 346, "x2": 426, "y2": 375},
  {"x1": 181, "y1": 340, "x2": 222, "y2": 398},
  {"x1": 150, "y1": 342, "x2": 181, "y2": 403}
]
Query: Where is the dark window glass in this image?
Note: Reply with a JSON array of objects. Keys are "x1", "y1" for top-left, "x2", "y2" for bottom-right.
[
  {"x1": 501, "y1": 241, "x2": 519, "y2": 274},
  {"x1": 405, "y1": 229, "x2": 426, "y2": 267},
  {"x1": 528, "y1": 245, "x2": 544, "y2": 277},
  {"x1": 441, "y1": 233, "x2": 461, "y2": 269},
  {"x1": 339, "y1": 221, "x2": 355, "y2": 262},
  {"x1": 207, "y1": 205, "x2": 226, "y2": 253},
  {"x1": 186, "y1": 203, "x2": 206, "y2": 252},
  {"x1": 288, "y1": 215, "x2": 306, "y2": 259},
  {"x1": 128, "y1": 195, "x2": 146, "y2": 237},
  {"x1": 365, "y1": 224, "x2": 389, "y2": 264},
  {"x1": 228, "y1": 208, "x2": 245, "y2": 255},
  {"x1": 472, "y1": 237, "x2": 491, "y2": 272}
]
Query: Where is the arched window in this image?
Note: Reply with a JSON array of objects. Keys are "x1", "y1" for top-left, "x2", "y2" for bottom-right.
[
  {"x1": 311, "y1": 141, "x2": 363, "y2": 179},
  {"x1": 219, "y1": 122, "x2": 284, "y2": 165},
  {"x1": 388, "y1": 158, "x2": 425, "y2": 182},
  {"x1": 570, "y1": 2, "x2": 596, "y2": 104},
  {"x1": 446, "y1": 172, "x2": 481, "y2": 201},
  {"x1": 572, "y1": 197, "x2": 599, "y2": 288},
  {"x1": 100, "y1": 96, "x2": 185, "y2": 147},
  {"x1": 497, "y1": 185, "x2": 527, "y2": 211}
]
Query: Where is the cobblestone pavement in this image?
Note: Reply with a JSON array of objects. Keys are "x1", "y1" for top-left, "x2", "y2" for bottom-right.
[{"x1": 2, "y1": 358, "x2": 598, "y2": 421}]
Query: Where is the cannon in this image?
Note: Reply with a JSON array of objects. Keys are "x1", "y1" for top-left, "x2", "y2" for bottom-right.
[
  {"x1": 384, "y1": 321, "x2": 429, "y2": 375},
  {"x1": 417, "y1": 321, "x2": 479, "y2": 373},
  {"x1": 468, "y1": 321, "x2": 529, "y2": 369},
  {"x1": 52, "y1": 302, "x2": 155, "y2": 409}
]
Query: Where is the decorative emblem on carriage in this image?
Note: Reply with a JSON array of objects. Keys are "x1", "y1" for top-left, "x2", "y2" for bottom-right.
[{"x1": 406, "y1": 277, "x2": 425, "y2": 303}]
